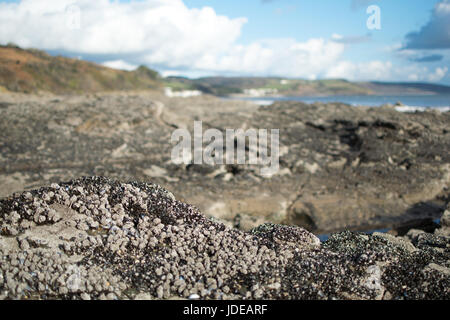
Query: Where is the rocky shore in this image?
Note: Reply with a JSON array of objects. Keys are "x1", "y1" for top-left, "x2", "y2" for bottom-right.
[
  {"x1": 0, "y1": 176, "x2": 448, "y2": 300},
  {"x1": 0, "y1": 92, "x2": 449, "y2": 234},
  {"x1": 0, "y1": 92, "x2": 449, "y2": 300}
]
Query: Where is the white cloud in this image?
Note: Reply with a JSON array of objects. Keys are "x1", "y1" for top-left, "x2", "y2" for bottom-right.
[
  {"x1": 0, "y1": 0, "x2": 247, "y2": 59},
  {"x1": 326, "y1": 61, "x2": 448, "y2": 83},
  {"x1": 326, "y1": 60, "x2": 393, "y2": 81},
  {"x1": 102, "y1": 60, "x2": 137, "y2": 71},
  {"x1": 0, "y1": 0, "x2": 344, "y2": 78},
  {"x1": 190, "y1": 38, "x2": 345, "y2": 78},
  {"x1": 427, "y1": 67, "x2": 448, "y2": 82},
  {"x1": 331, "y1": 33, "x2": 371, "y2": 45},
  {"x1": 0, "y1": 0, "x2": 447, "y2": 82}
]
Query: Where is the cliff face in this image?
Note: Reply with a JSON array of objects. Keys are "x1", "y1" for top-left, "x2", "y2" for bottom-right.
[
  {"x1": 0, "y1": 176, "x2": 448, "y2": 300},
  {"x1": 0, "y1": 45, "x2": 161, "y2": 94}
]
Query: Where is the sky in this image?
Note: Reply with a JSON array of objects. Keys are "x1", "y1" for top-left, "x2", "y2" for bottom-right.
[{"x1": 0, "y1": 0, "x2": 450, "y2": 84}]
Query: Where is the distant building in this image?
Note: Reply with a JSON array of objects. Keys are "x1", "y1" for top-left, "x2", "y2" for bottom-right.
[
  {"x1": 243, "y1": 88, "x2": 278, "y2": 97},
  {"x1": 164, "y1": 87, "x2": 202, "y2": 98}
]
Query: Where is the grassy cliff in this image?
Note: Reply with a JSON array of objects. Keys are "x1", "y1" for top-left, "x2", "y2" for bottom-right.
[{"x1": 0, "y1": 44, "x2": 161, "y2": 94}]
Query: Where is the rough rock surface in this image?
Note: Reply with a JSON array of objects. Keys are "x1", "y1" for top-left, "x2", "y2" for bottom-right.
[
  {"x1": 0, "y1": 177, "x2": 448, "y2": 300},
  {"x1": 0, "y1": 92, "x2": 449, "y2": 234}
]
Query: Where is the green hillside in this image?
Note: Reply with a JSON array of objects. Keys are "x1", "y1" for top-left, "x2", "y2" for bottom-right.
[
  {"x1": 164, "y1": 76, "x2": 450, "y2": 96},
  {"x1": 0, "y1": 44, "x2": 161, "y2": 94}
]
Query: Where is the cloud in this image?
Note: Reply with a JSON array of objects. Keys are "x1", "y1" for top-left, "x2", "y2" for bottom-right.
[
  {"x1": 404, "y1": 0, "x2": 450, "y2": 49},
  {"x1": 427, "y1": 67, "x2": 449, "y2": 82},
  {"x1": 0, "y1": 0, "x2": 247, "y2": 61},
  {"x1": 331, "y1": 33, "x2": 372, "y2": 45},
  {"x1": 190, "y1": 38, "x2": 345, "y2": 78},
  {"x1": 102, "y1": 60, "x2": 138, "y2": 71},
  {"x1": 326, "y1": 60, "x2": 393, "y2": 81},
  {"x1": 326, "y1": 60, "x2": 448, "y2": 83},
  {"x1": 409, "y1": 54, "x2": 444, "y2": 63},
  {"x1": 0, "y1": 0, "x2": 447, "y2": 83},
  {"x1": 0, "y1": 0, "x2": 344, "y2": 78}
]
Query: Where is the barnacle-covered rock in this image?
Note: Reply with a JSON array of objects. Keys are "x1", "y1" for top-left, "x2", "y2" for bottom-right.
[{"x1": 0, "y1": 177, "x2": 448, "y2": 300}]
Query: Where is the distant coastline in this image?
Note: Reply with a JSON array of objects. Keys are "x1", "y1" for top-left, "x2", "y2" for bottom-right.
[{"x1": 2, "y1": 44, "x2": 450, "y2": 98}]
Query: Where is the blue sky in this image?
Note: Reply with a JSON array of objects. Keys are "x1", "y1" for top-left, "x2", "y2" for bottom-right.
[
  {"x1": 1, "y1": 0, "x2": 449, "y2": 83},
  {"x1": 184, "y1": 0, "x2": 440, "y2": 63}
]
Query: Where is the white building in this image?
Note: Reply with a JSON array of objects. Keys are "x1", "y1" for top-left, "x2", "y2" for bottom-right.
[
  {"x1": 243, "y1": 88, "x2": 278, "y2": 97},
  {"x1": 164, "y1": 87, "x2": 203, "y2": 98}
]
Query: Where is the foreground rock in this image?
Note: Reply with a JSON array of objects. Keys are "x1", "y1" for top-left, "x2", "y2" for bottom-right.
[
  {"x1": 0, "y1": 92, "x2": 449, "y2": 233},
  {"x1": 0, "y1": 177, "x2": 448, "y2": 300}
]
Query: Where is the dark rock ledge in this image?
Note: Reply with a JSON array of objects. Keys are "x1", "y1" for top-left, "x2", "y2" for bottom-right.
[{"x1": 0, "y1": 176, "x2": 448, "y2": 300}]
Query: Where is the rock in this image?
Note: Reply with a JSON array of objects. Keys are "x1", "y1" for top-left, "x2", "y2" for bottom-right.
[
  {"x1": 0, "y1": 93, "x2": 449, "y2": 234},
  {"x1": 372, "y1": 232, "x2": 417, "y2": 253},
  {"x1": 80, "y1": 293, "x2": 91, "y2": 300},
  {"x1": 441, "y1": 207, "x2": 450, "y2": 228},
  {"x1": 287, "y1": 201, "x2": 317, "y2": 231},
  {"x1": 363, "y1": 265, "x2": 384, "y2": 300},
  {"x1": 424, "y1": 263, "x2": 450, "y2": 276},
  {"x1": 0, "y1": 177, "x2": 447, "y2": 300},
  {"x1": 250, "y1": 223, "x2": 321, "y2": 249},
  {"x1": 327, "y1": 158, "x2": 347, "y2": 170},
  {"x1": 304, "y1": 162, "x2": 320, "y2": 174},
  {"x1": 405, "y1": 229, "x2": 426, "y2": 242}
]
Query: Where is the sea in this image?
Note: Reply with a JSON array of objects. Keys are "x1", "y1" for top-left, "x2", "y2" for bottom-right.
[{"x1": 226, "y1": 94, "x2": 450, "y2": 112}]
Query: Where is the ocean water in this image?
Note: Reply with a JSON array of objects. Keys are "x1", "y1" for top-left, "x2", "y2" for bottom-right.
[{"x1": 228, "y1": 94, "x2": 450, "y2": 111}]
